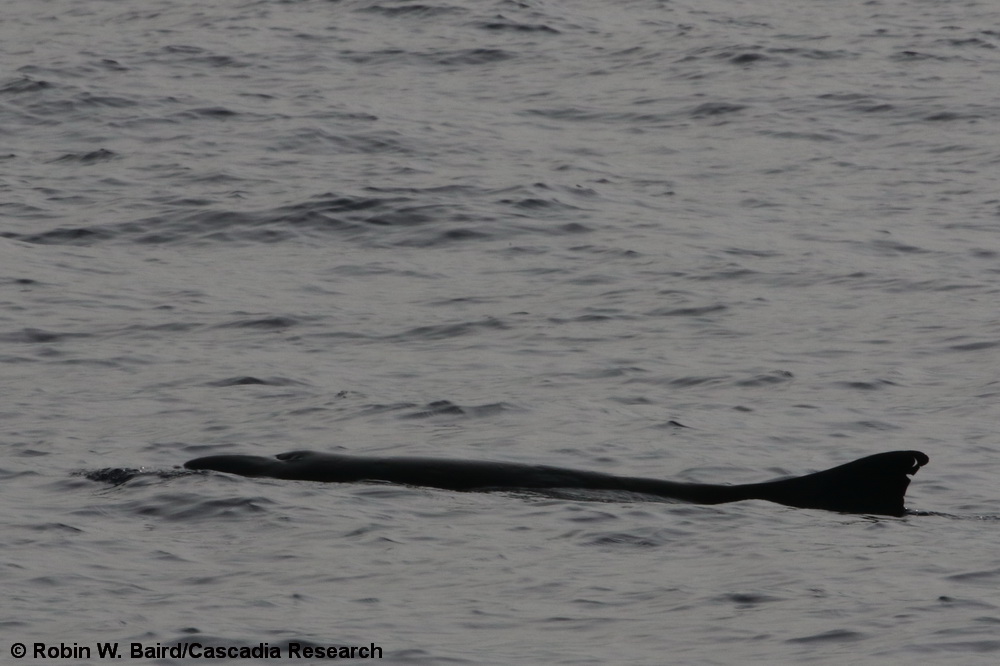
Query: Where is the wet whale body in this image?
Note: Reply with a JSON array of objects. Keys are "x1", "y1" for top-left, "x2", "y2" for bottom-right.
[{"x1": 185, "y1": 449, "x2": 929, "y2": 516}]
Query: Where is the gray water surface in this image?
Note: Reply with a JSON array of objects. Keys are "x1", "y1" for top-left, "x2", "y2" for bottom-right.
[{"x1": 3, "y1": 0, "x2": 1000, "y2": 663}]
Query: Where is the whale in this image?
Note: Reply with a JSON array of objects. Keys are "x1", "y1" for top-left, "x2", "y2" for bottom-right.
[{"x1": 184, "y1": 449, "x2": 929, "y2": 516}]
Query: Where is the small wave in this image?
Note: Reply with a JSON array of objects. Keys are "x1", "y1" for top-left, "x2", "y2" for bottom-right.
[
  {"x1": 688, "y1": 102, "x2": 748, "y2": 118},
  {"x1": 830, "y1": 379, "x2": 898, "y2": 391},
  {"x1": 477, "y1": 19, "x2": 560, "y2": 34},
  {"x1": 214, "y1": 316, "x2": 301, "y2": 330},
  {"x1": 0, "y1": 328, "x2": 87, "y2": 344},
  {"x1": 734, "y1": 371, "x2": 794, "y2": 387},
  {"x1": 948, "y1": 340, "x2": 1000, "y2": 352},
  {"x1": 580, "y1": 532, "x2": 664, "y2": 548},
  {"x1": 715, "y1": 592, "x2": 784, "y2": 606},
  {"x1": 358, "y1": 399, "x2": 517, "y2": 420},
  {"x1": 203, "y1": 376, "x2": 306, "y2": 387},
  {"x1": 51, "y1": 148, "x2": 118, "y2": 164},
  {"x1": 356, "y1": 3, "x2": 463, "y2": 18},
  {"x1": 77, "y1": 467, "x2": 191, "y2": 486},
  {"x1": 0, "y1": 76, "x2": 52, "y2": 94},
  {"x1": 645, "y1": 304, "x2": 727, "y2": 317},
  {"x1": 786, "y1": 629, "x2": 865, "y2": 644},
  {"x1": 339, "y1": 47, "x2": 514, "y2": 67},
  {"x1": 172, "y1": 106, "x2": 242, "y2": 120},
  {"x1": 1, "y1": 179, "x2": 597, "y2": 248},
  {"x1": 388, "y1": 317, "x2": 508, "y2": 342}
]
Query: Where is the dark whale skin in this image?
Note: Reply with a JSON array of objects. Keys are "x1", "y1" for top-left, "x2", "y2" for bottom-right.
[{"x1": 185, "y1": 450, "x2": 929, "y2": 516}]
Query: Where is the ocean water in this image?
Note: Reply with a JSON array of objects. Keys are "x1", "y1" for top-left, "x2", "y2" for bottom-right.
[{"x1": 3, "y1": 0, "x2": 1000, "y2": 662}]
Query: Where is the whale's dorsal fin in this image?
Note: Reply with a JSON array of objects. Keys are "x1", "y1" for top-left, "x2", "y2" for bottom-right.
[{"x1": 743, "y1": 451, "x2": 929, "y2": 516}]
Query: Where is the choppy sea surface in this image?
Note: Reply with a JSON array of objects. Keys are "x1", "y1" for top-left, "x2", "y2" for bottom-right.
[{"x1": 4, "y1": 0, "x2": 1000, "y2": 663}]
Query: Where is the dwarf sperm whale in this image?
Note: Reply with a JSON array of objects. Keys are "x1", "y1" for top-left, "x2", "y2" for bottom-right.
[{"x1": 184, "y1": 450, "x2": 929, "y2": 516}]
